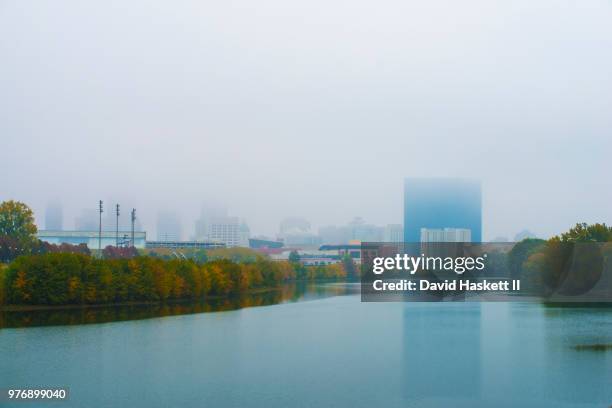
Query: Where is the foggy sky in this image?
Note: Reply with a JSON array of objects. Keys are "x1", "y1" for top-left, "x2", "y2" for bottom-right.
[{"x1": 1, "y1": 0, "x2": 611, "y2": 240}]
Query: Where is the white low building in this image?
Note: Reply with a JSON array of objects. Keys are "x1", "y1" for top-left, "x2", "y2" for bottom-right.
[{"x1": 37, "y1": 230, "x2": 147, "y2": 249}]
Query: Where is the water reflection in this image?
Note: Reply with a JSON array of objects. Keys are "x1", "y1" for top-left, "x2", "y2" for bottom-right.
[
  {"x1": 0, "y1": 282, "x2": 360, "y2": 329},
  {"x1": 542, "y1": 305, "x2": 612, "y2": 405},
  {"x1": 402, "y1": 303, "x2": 482, "y2": 404},
  {"x1": 400, "y1": 302, "x2": 612, "y2": 406}
]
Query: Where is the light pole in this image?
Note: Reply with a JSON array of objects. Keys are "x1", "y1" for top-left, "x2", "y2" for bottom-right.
[
  {"x1": 131, "y1": 208, "x2": 136, "y2": 247},
  {"x1": 115, "y1": 204, "x2": 120, "y2": 246},
  {"x1": 98, "y1": 200, "x2": 103, "y2": 257}
]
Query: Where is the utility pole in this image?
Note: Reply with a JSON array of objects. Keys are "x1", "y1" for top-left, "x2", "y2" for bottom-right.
[
  {"x1": 131, "y1": 208, "x2": 136, "y2": 247},
  {"x1": 115, "y1": 204, "x2": 120, "y2": 246},
  {"x1": 98, "y1": 200, "x2": 103, "y2": 257}
]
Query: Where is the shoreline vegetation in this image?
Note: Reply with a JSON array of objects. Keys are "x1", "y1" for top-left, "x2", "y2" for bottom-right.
[
  {"x1": 2, "y1": 199, "x2": 612, "y2": 313},
  {"x1": 0, "y1": 200, "x2": 358, "y2": 312},
  {"x1": 0, "y1": 285, "x2": 289, "y2": 312},
  {"x1": 572, "y1": 344, "x2": 612, "y2": 352},
  {"x1": 0, "y1": 280, "x2": 348, "y2": 312},
  {"x1": 0, "y1": 281, "x2": 359, "y2": 329},
  {"x1": 0, "y1": 252, "x2": 352, "y2": 310}
]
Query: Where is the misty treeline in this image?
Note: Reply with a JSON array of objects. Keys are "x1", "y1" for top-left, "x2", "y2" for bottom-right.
[
  {"x1": 0, "y1": 200, "x2": 351, "y2": 306},
  {"x1": 0, "y1": 254, "x2": 347, "y2": 306},
  {"x1": 506, "y1": 223, "x2": 612, "y2": 296}
]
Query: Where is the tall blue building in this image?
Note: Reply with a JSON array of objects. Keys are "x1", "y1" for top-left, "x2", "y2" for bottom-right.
[{"x1": 404, "y1": 178, "x2": 482, "y2": 243}]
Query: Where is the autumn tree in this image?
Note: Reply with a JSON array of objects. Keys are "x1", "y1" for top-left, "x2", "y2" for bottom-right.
[
  {"x1": 0, "y1": 200, "x2": 38, "y2": 260},
  {"x1": 560, "y1": 223, "x2": 612, "y2": 243}
]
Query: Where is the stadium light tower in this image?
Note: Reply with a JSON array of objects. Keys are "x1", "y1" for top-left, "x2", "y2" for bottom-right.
[
  {"x1": 98, "y1": 200, "x2": 103, "y2": 256},
  {"x1": 131, "y1": 208, "x2": 136, "y2": 247},
  {"x1": 115, "y1": 204, "x2": 120, "y2": 246}
]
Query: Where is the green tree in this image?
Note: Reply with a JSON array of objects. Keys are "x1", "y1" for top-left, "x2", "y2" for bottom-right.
[
  {"x1": 507, "y1": 238, "x2": 546, "y2": 279},
  {"x1": 288, "y1": 250, "x2": 301, "y2": 263},
  {"x1": 342, "y1": 254, "x2": 359, "y2": 281},
  {"x1": 0, "y1": 200, "x2": 38, "y2": 249},
  {"x1": 559, "y1": 223, "x2": 612, "y2": 243}
]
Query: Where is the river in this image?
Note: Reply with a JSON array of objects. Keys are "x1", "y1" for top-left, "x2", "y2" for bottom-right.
[{"x1": 1, "y1": 283, "x2": 611, "y2": 407}]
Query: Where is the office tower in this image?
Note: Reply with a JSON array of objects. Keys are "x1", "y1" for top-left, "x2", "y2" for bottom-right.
[
  {"x1": 318, "y1": 225, "x2": 350, "y2": 244},
  {"x1": 44, "y1": 202, "x2": 63, "y2": 230},
  {"x1": 404, "y1": 178, "x2": 481, "y2": 243},
  {"x1": 384, "y1": 224, "x2": 404, "y2": 243},
  {"x1": 157, "y1": 212, "x2": 182, "y2": 241},
  {"x1": 347, "y1": 217, "x2": 383, "y2": 242},
  {"x1": 206, "y1": 216, "x2": 249, "y2": 247},
  {"x1": 279, "y1": 217, "x2": 311, "y2": 236},
  {"x1": 420, "y1": 228, "x2": 472, "y2": 243},
  {"x1": 278, "y1": 217, "x2": 320, "y2": 247},
  {"x1": 195, "y1": 203, "x2": 228, "y2": 240},
  {"x1": 75, "y1": 208, "x2": 98, "y2": 231}
]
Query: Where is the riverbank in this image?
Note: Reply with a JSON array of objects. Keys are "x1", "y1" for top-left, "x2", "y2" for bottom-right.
[
  {"x1": 0, "y1": 282, "x2": 358, "y2": 329},
  {"x1": 0, "y1": 281, "x2": 348, "y2": 312},
  {"x1": 1, "y1": 252, "x2": 351, "y2": 308}
]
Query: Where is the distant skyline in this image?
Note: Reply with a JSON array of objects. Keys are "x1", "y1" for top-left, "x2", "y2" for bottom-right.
[
  {"x1": 2, "y1": 0, "x2": 611, "y2": 240},
  {"x1": 34, "y1": 199, "x2": 540, "y2": 243}
]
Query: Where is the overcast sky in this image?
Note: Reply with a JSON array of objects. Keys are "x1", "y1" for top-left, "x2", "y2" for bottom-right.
[{"x1": 1, "y1": 0, "x2": 611, "y2": 239}]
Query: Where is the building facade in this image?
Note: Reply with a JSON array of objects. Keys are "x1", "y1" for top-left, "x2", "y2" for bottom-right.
[
  {"x1": 157, "y1": 212, "x2": 182, "y2": 241},
  {"x1": 384, "y1": 224, "x2": 404, "y2": 243},
  {"x1": 145, "y1": 240, "x2": 225, "y2": 250},
  {"x1": 44, "y1": 203, "x2": 63, "y2": 231},
  {"x1": 404, "y1": 178, "x2": 481, "y2": 243},
  {"x1": 204, "y1": 216, "x2": 250, "y2": 247},
  {"x1": 420, "y1": 228, "x2": 472, "y2": 243}
]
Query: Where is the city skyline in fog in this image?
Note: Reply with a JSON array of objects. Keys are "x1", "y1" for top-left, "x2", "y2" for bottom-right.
[{"x1": 2, "y1": 0, "x2": 611, "y2": 240}]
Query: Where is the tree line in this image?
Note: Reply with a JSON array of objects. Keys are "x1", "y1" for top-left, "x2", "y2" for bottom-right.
[
  {"x1": 507, "y1": 223, "x2": 612, "y2": 296},
  {"x1": 0, "y1": 199, "x2": 349, "y2": 306},
  {"x1": 0, "y1": 253, "x2": 347, "y2": 306}
]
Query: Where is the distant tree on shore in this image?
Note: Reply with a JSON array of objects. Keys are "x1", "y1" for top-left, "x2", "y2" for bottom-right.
[
  {"x1": 0, "y1": 201, "x2": 40, "y2": 262},
  {"x1": 102, "y1": 245, "x2": 138, "y2": 259},
  {"x1": 288, "y1": 250, "x2": 301, "y2": 263},
  {"x1": 559, "y1": 223, "x2": 612, "y2": 243},
  {"x1": 0, "y1": 200, "x2": 37, "y2": 247},
  {"x1": 514, "y1": 223, "x2": 612, "y2": 296},
  {"x1": 507, "y1": 238, "x2": 546, "y2": 279}
]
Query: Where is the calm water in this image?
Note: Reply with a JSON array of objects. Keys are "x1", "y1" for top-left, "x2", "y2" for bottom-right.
[{"x1": 2, "y1": 283, "x2": 612, "y2": 407}]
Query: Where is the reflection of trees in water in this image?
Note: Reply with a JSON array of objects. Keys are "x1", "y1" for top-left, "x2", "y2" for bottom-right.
[{"x1": 0, "y1": 282, "x2": 356, "y2": 329}]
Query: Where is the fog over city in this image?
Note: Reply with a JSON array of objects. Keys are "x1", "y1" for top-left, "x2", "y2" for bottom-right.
[{"x1": 1, "y1": 0, "x2": 611, "y2": 240}]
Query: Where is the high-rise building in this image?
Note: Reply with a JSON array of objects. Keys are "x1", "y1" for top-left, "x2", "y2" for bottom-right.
[
  {"x1": 279, "y1": 217, "x2": 311, "y2": 236},
  {"x1": 419, "y1": 228, "x2": 472, "y2": 258},
  {"x1": 420, "y1": 228, "x2": 471, "y2": 243},
  {"x1": 318, "y1": 218, "x2": 385, "y2": 244},
  {"x1": 205, "y1": 216, "x2": 249, "y2": 247},
  {"x1": 45, "y1": 202, "x2": 63, "y2": 230},
  {"x1": 278, "y1": 217, "x2": 320, "y2": 248},
  {"x1": 318, "y1": 225, "x2": 349, "y2": 244},
  {"x1": 347, "y1": 217, "x2": 384, "y2": 242},
  {"x1": 157, "y1": 212, "x2": 182, "y2": 241},
  {"x1": 404, "y1": 178, "x2": 481, "y2": 243},
  {"x1": 195, "y1": 203, "x2": 228, "y2": 240},
  {"x1": 384, "y1": 224, "x2": 404, "y2": 243},
  {"x1": 75, "y1": 208, "x2": 98, "y2": 231}
]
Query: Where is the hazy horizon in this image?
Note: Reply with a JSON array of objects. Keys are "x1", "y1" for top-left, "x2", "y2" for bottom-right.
[{"x1": 2, "y1": 0, "x2": 611, "y2": 239}]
